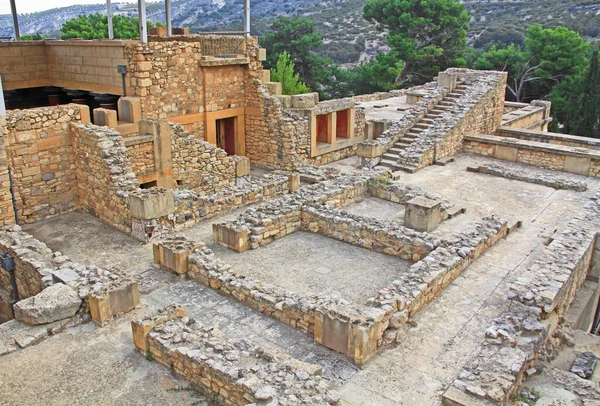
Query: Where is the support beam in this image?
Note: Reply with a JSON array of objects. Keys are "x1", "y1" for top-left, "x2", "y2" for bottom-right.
[
  {"x1": 138, "y1": 0, "x2": 148, "y2": 44},
  {"x1": 243, "y1": 0, "x2": 250, "y2": 37},
  {"x1": 107, "y1": 0, "x2": 114, "y2": 39},
  {"x1": 165, "y1": 0, "x2": 172, "y2": 36},
  {"x1": 9, "y1": 0, "x2": 20, "y2": 41}
]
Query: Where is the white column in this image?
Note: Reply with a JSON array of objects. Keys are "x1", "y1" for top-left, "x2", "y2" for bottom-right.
[
  {"x1": 243, "y1": 0, "x2": 250, "y2": 36},
  {"x1": 138, "y1": 0, "x2": 148, "y2": 44},
  {"x1": 165, "y1": 0, "x2": 172, "y2": 36},
  {"x1": 107, "y1": 0, "x2": 114, "y2": 39},
  {"x1": 10, "y1": 0, "x2": 20, "y2": 41}
]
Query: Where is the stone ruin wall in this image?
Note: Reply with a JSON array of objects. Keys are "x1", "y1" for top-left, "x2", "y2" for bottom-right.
[
  {"x1": 444, "y1": 191, "x2": 600, "y2": 405},
  {"x1": 2, "y1": 105, "x2": 90, "y2": 224},
  {"x1": 170, "y1": 123, "x2": 236, "y2": 194},
  {"x1": 0, "y1": 118, "x2": 16, "y2": 227},
  {"x1": 132, "y1": 306, "x2": 342, "y2": 406},
  {"x1": 398, "y1": 70, "x2": 507, "y2": 169},
  {"x1": 125, "y1": 137, "x2": 156, "y2": 179},
  {"x1": 71, "y1": 124, "x2": 139, "y2": 235}
]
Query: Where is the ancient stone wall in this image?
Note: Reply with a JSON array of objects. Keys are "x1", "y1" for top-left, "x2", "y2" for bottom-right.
[
  {"x1": 397, "y1": 70, "x2": 507, "y2": 169},
  {"x1": 463, "y1": 133, "x2": 600, "y2": 177},
  {"x1": 170, "y1": 123, "x2": 235, "y2": 194},
  {"x1": 124, "y1": 137, "x2": 155, "y2": 179},
  {"x1": 71, "y1": 124, "x2": 138, "y2": 234},
  {"x1": 445, "y1": 192, "x2": 600, "y2": 405},
  {"x1": 4, "y1": 105, "x2": 90, "y2": 223},
  {"x1": 132, "y1": 306, "x2": 341, "y2": 405},
  {"x1": 496, "y1": 127, "x2": 600, "y2": 150},
  {"x1": 0, "y1": 117, "x2": 16, "y2": 227}
]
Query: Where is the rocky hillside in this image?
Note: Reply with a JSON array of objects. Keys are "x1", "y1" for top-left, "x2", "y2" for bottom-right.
[{"x1": 1, "y1": 0, "x2": 598, "y2": 64}]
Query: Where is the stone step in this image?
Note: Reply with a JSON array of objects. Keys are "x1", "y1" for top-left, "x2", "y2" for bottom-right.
[
  {"x1": 430, "y1": 109, "x2": 447, "y2": 115},
  {"x1": 421, "y1": 118, "x2": 436, "y2": 124},
  {"x1": 388, "y1": 147, "x2": 406, "y2": 153},
  {"x1": 438, "y1": 101, "x2": 454, "y2": 106},
  {"x1": 379, "y1": 158, "x2": 399, "y2": 168},
  {"x1": 413, "y1": 123, "x2": 430, "y2": 130},
  {"x1": 406, "y1": 132, "x2": 421, "y2": 138},
  {"x1": 382, "y1": 152, "x2": 400, "y2": 161},
  {"x1": 392, "y1": 162, "x2": 419, "y2": 173},
  {"x1": 435, "y1": 156, "x2": 455, "y2": 166}
]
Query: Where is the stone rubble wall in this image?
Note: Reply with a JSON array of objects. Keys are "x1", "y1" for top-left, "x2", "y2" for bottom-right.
[
  {"x1": 397, "y1": 69, "x2": 507, "y2": 169},
  {"x1": 132, "y1": 306, "x2": 341, "y2": 406},
  {"x1": 170, "y1": 123, "x2": 236, "y2": 194},
  {"x1": 3, "y1": 105, "x2": 90, "y2": 223},
  {"x1": 467, "y1": 163, "x2": 588, "y2": 191},
  {"x1": 445, "y1": 192, "x2": 600, "y2": 405},
  {"x1": 301, "y1": 205, "x2": 439, "y2": 262},
  {"x1": 0, "y1": 224, "x2": 138, "y2": 346},
  {"x1": 0, "y1": 117, "x2": 15, "y2": 227},
  {"x1": 125, "y1": 138, "x2": 155, "y2": 178},
  {"x1": 495, "y1": 127, "x2": 600, "y2": 150},
  {"x1": 71, "y1": 123, "x2": 139, "y2": 234},
  {"x1": 367, "y1": 180, "x2": 454, "y2": 218},
  {"x1": 463, "y1": 134, "x2": 600, "y2": 178}
]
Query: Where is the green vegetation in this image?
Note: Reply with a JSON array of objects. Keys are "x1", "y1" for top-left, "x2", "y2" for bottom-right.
[
  {"x1": 20, "y1": 33, "x2": 45, "y2": 41},
  {"x1": 363, "y1": 0, "x2": 470, "y2": 86},
  {"x1": 61, "y1": 13, "x2": 163, "y2": 40},
  {"x1": 270, "y1": 52, "x2": 311, "y2": 95}
]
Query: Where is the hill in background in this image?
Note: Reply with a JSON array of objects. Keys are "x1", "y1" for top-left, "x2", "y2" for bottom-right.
[{"x1": 1, "y1": 0, "x2": 598, "y2": 64}]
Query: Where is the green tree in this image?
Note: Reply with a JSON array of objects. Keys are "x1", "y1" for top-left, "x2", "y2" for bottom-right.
[
  {"x1": 20, "y1": 33, "x2": 45, "y2": 41},
  {"x1": 343, "y1": 51, "x2": 405, "y2": 95},
  {"x1": 61, "y1": 14, "x2": 161, "y2": 40},
  {"x1": 562, "y1": 49, "x2": 600, "y2": 137},
  {"x1": 270, "y1": 52, "x2": 311, "y2": 95},
  {"x1": 363, "y1": 0, "x2": 470, "y2": 86},
  {"x1": 261, "y1": 17, "x2": 337, "y2": 99}
]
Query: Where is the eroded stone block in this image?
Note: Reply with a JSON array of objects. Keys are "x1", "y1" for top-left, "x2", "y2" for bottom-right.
[
  {"x1": 129, "y1": 189, "x2": 175, "y2": 220},
  {"x1": 357, "y1": 142, "x2": 384, "y2": 158},
  {"x1": 213, "y1": 223, "x2": 249, "y2": 252},
  {"x1": 118, "y1": 97, "x2": 142, "y2": 124},
  {"x1": 93, "y1": 108, "x2": 118, "y2": 129},
  {"x1": 13, "y1": 284, "x2": 82, "y2": 326},
  {"x1": 89, "y1": 281, "x2": 140, "y2": 327},
  {"x1": 405, "y1": 196, "x2": 442, "y2": 232},
  {"x1": 153, "y1": 237, "x2": 204, "y2": 275}
]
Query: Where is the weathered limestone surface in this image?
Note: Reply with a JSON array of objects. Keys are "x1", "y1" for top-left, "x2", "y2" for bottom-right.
[
  {"x1": 467, "y1": 163, "x2": 588, "y2": 191},
  {"x1": 133, "y1": 306, "x2": 341, "y2": 406},
  {"x1": 3, "y1": 105, "x2": 90, "y2": 223},
  {"x1": 447, "y1": 191, "x2": 600, "y2": 404},
  {"x1": 13, "y1": 283, "x2": 81, "y2": 325},
  {"x1": 397, "y1": 69, "x2": 507, "y2": 169}
]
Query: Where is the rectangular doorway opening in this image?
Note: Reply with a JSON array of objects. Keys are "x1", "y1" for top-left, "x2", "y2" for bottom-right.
[
  {"x1": 336, "y1": 110, "x2": 350, "y2": 139},
  {"x1": 316, "y1": 114, "x2": 330, "y2": 144},
  {"x1": 216, "y1": 117, "x2": 236, "y2": 156}
]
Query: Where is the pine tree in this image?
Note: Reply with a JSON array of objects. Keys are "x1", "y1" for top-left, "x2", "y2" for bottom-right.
[
  {"x1": 565, "y1": 49, "x2": 600, "y2": 137},
  {"x1": 270, "y1": 52, "x2": 311, "y2": 96}
]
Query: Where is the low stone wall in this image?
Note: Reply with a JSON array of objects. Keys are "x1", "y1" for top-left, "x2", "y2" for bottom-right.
[
  {"x1": 124, "y1": 136, "x2": 155, "y2": 179},
  {"x1": 496, "y1": 127, "x2": 600, "y2": 150},
  {"x1": 0, "y1": 225, "x2": 139, "y2": 343},
  {"x1": 396, "y1": 69, "x2": 507, "y2": 169},
  {"x1": 444, "y1": 192, "x2": 600, "y2": 405},
  {"x1": 132, "y1": 305, "x2": 341, "y2": 405},
  {"x1": 170, "y1": 123, "x2": 235, "y2": 194},
  {"x1": 4, "y1": 105, "x2": 90, "y2": 223},
  {"x1": 301, "y1": 205, "x2": 439, "y2": 261},
  {"x1": 467, "y1": 164, "x2": 588, "y2": 191},
  {"x1": 463, "y1": 133, "x2": 600, "y2": 177},
  {"x1": 501, "y1": 100, "x2": 551, "y2": 131}
]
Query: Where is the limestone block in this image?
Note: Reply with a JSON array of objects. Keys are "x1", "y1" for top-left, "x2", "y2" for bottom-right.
[
  {"x1": 118, "y1": 97, "x2": 142, "y2": 124},
  {"x1": 129, "y1": 189, "x2": 175, "y2": 220},
  {"x1": 406, "y1": 92, "x2": 425, "y2": 104},
  {"x1": 495, "y1": 145, "x2": 518, "y2": 162},
  {"x1": 89, "y1": 281, "x2": 140, "y2": 327},
  {"x1": 357, "y1": 142, "x2": 384, "y2": 158},
  {"x1": 257, "y1": 48, "x2": 267, "y2": 61},
  {"x1": 438, "y1": 72, "x2": 458, "y2": 92},
  {"x1": 13, "y1": 284, "x2": 82, "y2": 325},
  {"x1": 153, "y1": 238, "x2": 204, "y2": 275},
  {"x1": 131, "y1": 319, "x2": 155, "y2": 352},
  {"x1": 291, "y1": 93, "x2": 318, "y2": 109},
  {"x1": 442, "y1": 386, "x2": 486, "y2": 406},
  {"x1": 235, "y1": 156, "x2": 251, "y2": 177},
  {"x1": 259, "y1": 69, "x2": 270, "y2": 83},
  {"x1": 51, "y1": 268, "x2": 81, "y2": 284},
  {"x1": 564, "y1": 156, "x2": 591, "y2": 176},
  {"x1": 263, "y1": 82, "x2": 282, "y2": 96},
  {"x1": 404, "y1": 196, "x2": 442, "y2": 232},
  {"x1": 288, "y1": 173, "x2": 300, "y2": 192},
  {"x1": 213, "y1": 223, "x2": 249, "y2": 252},
  {"x1": 277, "y1": 95, "x2": 292, "y2": 109},
  {"x1": 93, "y1": 108, "x2": 118, "y2": 129}
]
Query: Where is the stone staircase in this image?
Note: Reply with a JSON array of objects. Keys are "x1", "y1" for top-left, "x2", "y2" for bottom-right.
[{"x1": 379, "y1": 82, "x2": 468, "y2": 173}]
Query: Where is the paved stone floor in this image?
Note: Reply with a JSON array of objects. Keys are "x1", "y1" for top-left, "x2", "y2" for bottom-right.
[
  {"x1": 343, "y1": 197, "x2": 406, "y2": 223},
  {"x1": 208, "y1": 231, "x2": 412, "y2": 305},
  {"x1": 2, "y1": 153, "x2": 599, "y2": 405}
]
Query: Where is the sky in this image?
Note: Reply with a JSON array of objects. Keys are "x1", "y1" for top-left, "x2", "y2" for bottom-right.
[{"x1": 1, "y1": 0, "x2": 138, "y2": 15}]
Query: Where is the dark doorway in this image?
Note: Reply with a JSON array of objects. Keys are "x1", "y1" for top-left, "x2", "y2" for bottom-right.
[{"x1": 216, "y1": 117, "x2": 236, "y2": 155}]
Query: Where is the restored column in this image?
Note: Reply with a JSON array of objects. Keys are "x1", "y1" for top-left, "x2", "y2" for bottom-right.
[
  {"x1": 107, "y1": 0, "x2": 114, "y2": 39},
  {"x1": 9, "y1": 0, "x2": 20, "y2": 41},
  {"x1": 165, "y1": 0, "x2": 172, "y2": 36},
  {"x1": 138, "y1": 0, "x2": 148, "y2": 44}
]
